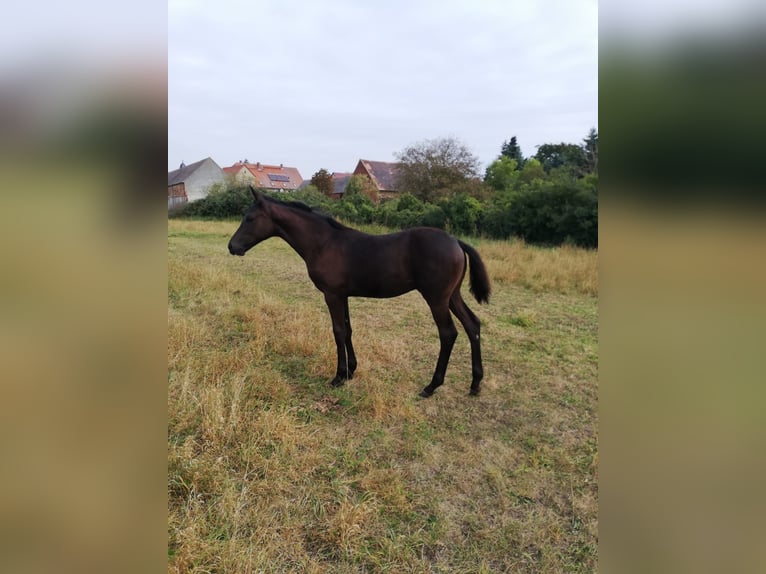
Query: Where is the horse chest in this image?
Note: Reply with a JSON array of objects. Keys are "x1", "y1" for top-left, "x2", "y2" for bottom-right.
[{"x1": 306, "y1": 261, "x2": 348, "y2": 293}]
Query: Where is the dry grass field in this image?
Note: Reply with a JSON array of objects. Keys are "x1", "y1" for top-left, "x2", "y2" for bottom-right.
[{"x1": 168, "y1": 218, "x2": 598, "y2": 573}]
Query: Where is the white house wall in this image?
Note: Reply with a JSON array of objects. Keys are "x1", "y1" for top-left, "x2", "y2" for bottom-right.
[{"x1": 185, "y1": 159, "x2": 226, "y2": 202}]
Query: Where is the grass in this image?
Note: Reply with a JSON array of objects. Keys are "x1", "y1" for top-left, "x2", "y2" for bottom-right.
[{"x1": 168, "y1": 219, "x2": 598, "y2": 573}]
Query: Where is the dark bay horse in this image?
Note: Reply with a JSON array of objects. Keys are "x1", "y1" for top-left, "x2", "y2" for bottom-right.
[{"x1": 228, "y1": 187, "x2": 491, "y2": 397}]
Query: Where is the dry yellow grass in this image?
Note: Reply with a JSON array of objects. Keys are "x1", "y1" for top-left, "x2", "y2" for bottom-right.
[
  {"x1": 168, "y1": 219, "x2": 598, "y2": 573},
  {"x1": 479, "y1": 239, "x2": 598, "y2": 297}
]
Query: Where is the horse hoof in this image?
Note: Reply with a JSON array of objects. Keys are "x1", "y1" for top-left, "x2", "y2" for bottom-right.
[
  {"x1": 419, "y1": 388, "x2": 434, "y2": 398},
  {"x1": 469, "y1": 388, "x2": 480, "y2": 396},
  {"x1": 331, "y1": 378, "x2": 345, "y2": 387}
]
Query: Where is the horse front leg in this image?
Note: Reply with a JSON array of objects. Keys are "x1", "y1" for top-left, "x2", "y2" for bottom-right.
[
  {"x1": 324, "y1": 293, "x2": 352, "y2": 387},
  {"x1": 344, "y1": 298, "x2": 357, "y2": 378}
]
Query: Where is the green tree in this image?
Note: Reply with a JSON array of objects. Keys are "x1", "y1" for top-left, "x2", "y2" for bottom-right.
[
  {"x1": 484, "y1": 156, "x2": 519, "y2": 191},
  {"x1": 396, "y1": 192, "x2": 424, "y2": 212},
  {"x1": 443, "y1": 177, "x2": 493, "y2": 201},
  {"x1": 442, "y1": 193, "x2": 483, "y2": 236},
  {"x1": 344, "y1": 174, "x2": 379, "y2": 203},
  {"x1": 481, "y1": 199, "x2": 514, "y2": 239},
  {"x1": 501, "y1": 135, "x2": 525, "y2": 167},
  {"x1": 506, "y1": 181, "x2": 597, "y2": 247},
  {"x1": 582, "y1": 127, "x2": 598, "y2": 174},
  {"x1": 534, "y1": 143, "x2": 588, "y2": 175},
  {"x1": 310, "y1": 168, "x2": 334, "y2": 197},
  {"x1": 391, "y1": 193, "x2": 425, "y2": 229},
  {"x1": 395, "y1": 136, "x2": 481, "y2": 202},
  {"x1": 336, "y1": 192, "x2": 375, "y2": 224},
  {"x1": 518, "y1": 157, "x2": 546, "y2": 185}
]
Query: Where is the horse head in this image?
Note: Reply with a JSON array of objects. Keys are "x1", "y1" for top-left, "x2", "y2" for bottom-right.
[{"x1": 228, "y1": 186, "x2": 276, "y2": 256}]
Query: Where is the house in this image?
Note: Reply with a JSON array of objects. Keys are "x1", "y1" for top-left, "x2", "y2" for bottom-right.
[
  {"x1": 168, "y1": 157, "x2": 225, "y2": 210},
  {"x1": 223, "y1": 161, "x2": 303, "y2": 191},
  {"x1": 330, "y1": 172, "x2": 353, "y2": 199},
  {"x1": 298, "y1": 172, "x2": 353, "y2": 199},
  {"x1": 352, "y1": 159, "x2": 402, "y2": 200}
]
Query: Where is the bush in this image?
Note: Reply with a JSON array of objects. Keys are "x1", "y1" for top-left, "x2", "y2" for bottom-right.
[
  {"x1": 171, "y1": 185, "x2": 253, "y2": 218},
  {"x1": 392, "y1": 209, "x2": 425, "y2": 229},
  {"x1": 278, "y1": 186, "x2": 336, "y2": 213},
  {"x1": 505, "y1": 182, "x2": 597, "y2": 247},
  {"x1": 480, "y1": 199, "x2": 514, "y2": 239},
  {"x1": 420, "y1": 204, "x2": 447, "y2": 229},
  {"x1": 441, "y1": 193, "x2": 483, "y2": 236},
  {"x1": 169, "y1": 175, "x2": 597, "y2": 248},
  {"x1": 170, "y1": 184, "x2": 339, "y2": 220},
  {"x1": 396, "y1": 192, "x2": 424, "y2": 213},
  {"x1": 344, "y1": 174, "x2": 379, "y2": 203},
  {"x1": 368, "y1": 193, "x2": 446, "y2": 229},
  {"x1": 335, "y1": 192, "x2": 375, "y2": 224}
]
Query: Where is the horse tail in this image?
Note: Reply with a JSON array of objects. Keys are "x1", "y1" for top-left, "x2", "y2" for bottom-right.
[{"x1": 457, "y1": 240, "x2": 491, "y2": 304}]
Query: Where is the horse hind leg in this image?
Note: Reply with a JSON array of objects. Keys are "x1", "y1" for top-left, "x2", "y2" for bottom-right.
[
  {"x1": 450, "y1": 291, "x2": 483, "y2": 395},
  {"x1": 420, "y1": 301, "x2": 458, "y2": 398}
]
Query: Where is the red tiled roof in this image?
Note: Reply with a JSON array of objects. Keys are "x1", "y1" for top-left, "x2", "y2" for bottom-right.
[{"x1": 225, "y1": 161, "x2": 304, "y2": 190}]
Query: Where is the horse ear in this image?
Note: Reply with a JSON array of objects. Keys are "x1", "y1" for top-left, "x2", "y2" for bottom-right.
[{"x1": 249, "y1": 186, "x2": 263, "y2": 204}]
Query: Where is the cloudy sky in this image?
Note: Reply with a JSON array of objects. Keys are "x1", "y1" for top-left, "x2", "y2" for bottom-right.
[{"x1": 169, "y1": 0, "x2": 598, "y2": 178}]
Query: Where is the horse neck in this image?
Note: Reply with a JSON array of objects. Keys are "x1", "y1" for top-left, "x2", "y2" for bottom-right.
[{"x1": 270, "y1": 203, "x2": 334, "y2": 261}]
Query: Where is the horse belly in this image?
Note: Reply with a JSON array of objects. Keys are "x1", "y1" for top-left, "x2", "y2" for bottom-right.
[
  {"x1": 349, "y1": 271, "x2": 414, "y2": 298},
  {"x1": 351, "y1": 254, "x2": 415, "y2": 296}
]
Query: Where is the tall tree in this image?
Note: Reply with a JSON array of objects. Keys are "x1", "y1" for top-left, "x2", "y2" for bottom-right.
[
  {"x1": 582, "y1": 128, "x2": 598, "y2": 174},
  {"x1": 518, "y1": 157, "x2": 545, "y2": 184},
  {"x1": 500, "y1": 136, "x2": 524, "y2": 167},
  {"x1": 484, "y1": 156, "x2": 519, "y2": 191},
  {"x1": 534, "y1": 143, "x2": 588, "y2": 175},
  {"x1": 310, "y1": 168, "x2": 334, "y2": 197},
  {"x1": 395, "y1": 136, "x2": 480, "y2": 202}
]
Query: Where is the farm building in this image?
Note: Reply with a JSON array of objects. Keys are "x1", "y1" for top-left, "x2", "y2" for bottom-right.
[
  {"x1": 353, "y1": 159, "x2": 402, "y2": 200},
  {"x1": 330, "y1": 173, "x2": 353, "y2": 199},
  {"x1": 298, "y1": 172, "x2": 353, "y2": 199},
  {"x1": 168, "y1": 157, "x2": 225, "y2": 210},
  {"x1": 224, "y1": 161, "x2": 303, "y2": 191}
]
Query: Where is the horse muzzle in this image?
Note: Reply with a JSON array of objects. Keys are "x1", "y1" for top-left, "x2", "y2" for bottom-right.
[{"x1": 228, "y1": 242, "x2": 245, "y2": 256}]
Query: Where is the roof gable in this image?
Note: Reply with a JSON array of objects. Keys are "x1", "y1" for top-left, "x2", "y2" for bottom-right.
[
  {"x1": 168, "y1": 157, "x2": 213, "y2": 186},
  {"x1": 355, "y1": 159, "x2": 401, "y2": 191}
]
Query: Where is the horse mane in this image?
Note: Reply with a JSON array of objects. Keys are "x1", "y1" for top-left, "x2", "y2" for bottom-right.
[{"x1": 264, "y1": 195, "x2": 348, "y2": 230}]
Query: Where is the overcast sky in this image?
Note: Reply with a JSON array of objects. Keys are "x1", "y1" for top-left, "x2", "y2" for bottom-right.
[{"x1": 169, "y1": 0, "x2": 598, "y2": 178}]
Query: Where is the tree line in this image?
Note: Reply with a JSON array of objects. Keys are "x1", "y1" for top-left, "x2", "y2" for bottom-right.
[{"x1": 172, "y1": 130, "x2": 598, "y2": 248}]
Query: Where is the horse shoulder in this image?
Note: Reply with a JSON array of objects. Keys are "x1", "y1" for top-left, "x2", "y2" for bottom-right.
[{"x1": 306, "y1": 236, "x2": 351, "y2": 292}]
